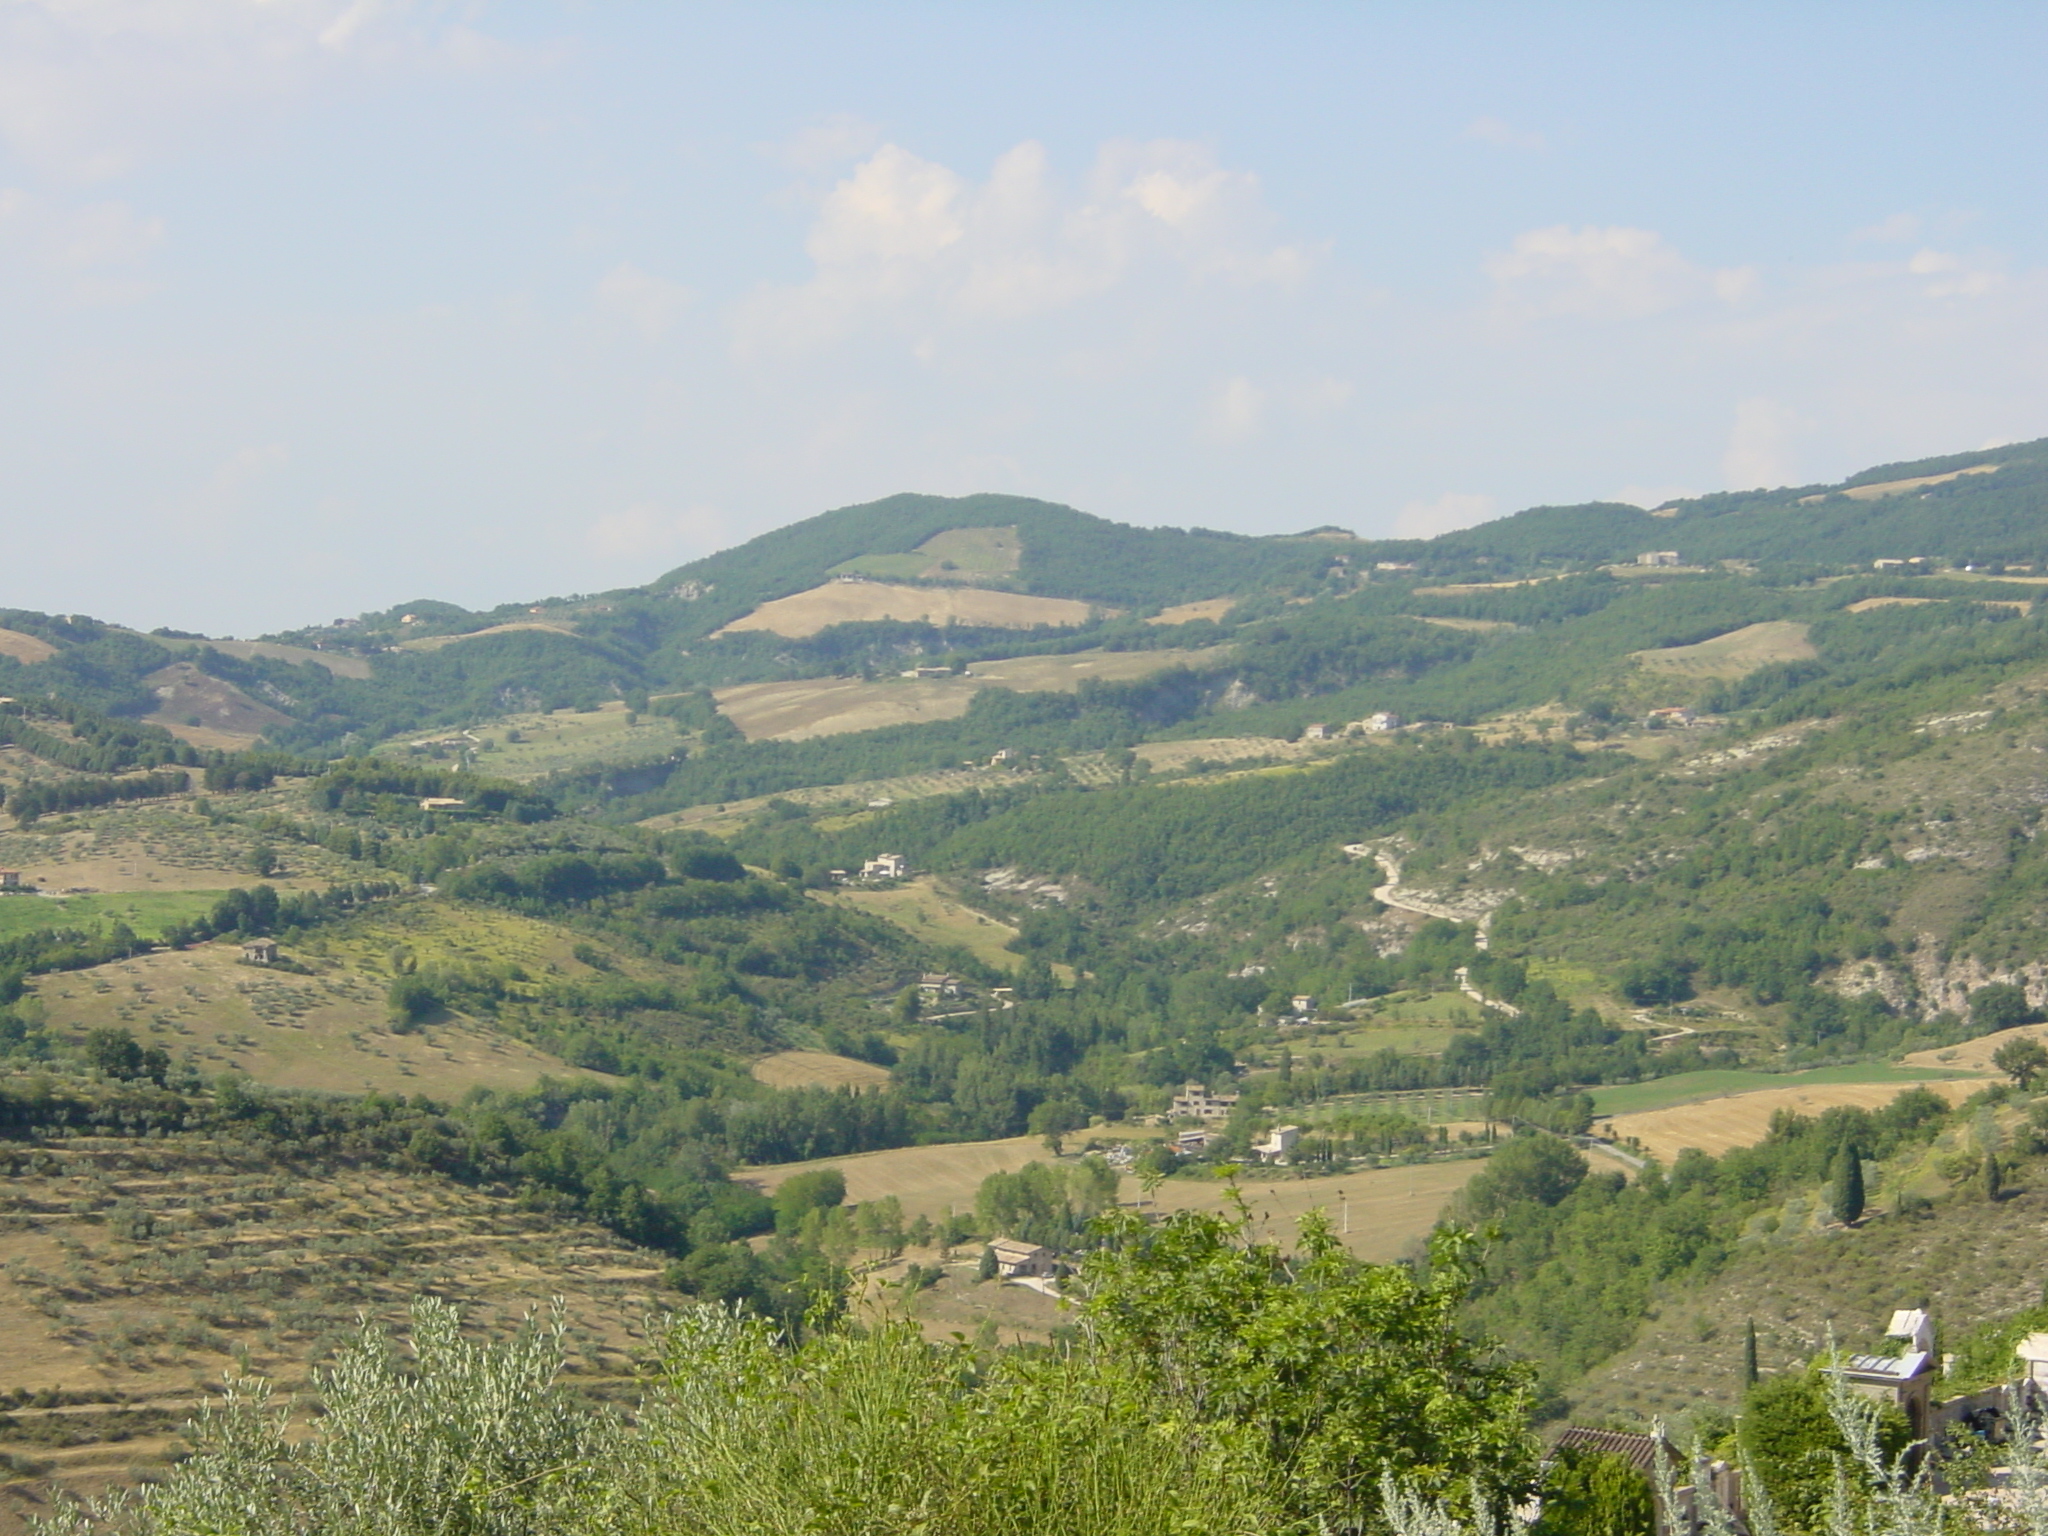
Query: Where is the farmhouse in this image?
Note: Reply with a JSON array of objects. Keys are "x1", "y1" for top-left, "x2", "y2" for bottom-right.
[
  {"x1": 1637, "y1": 550, "x2": 1681, "y2": 567},
  {"x1": 419, "y1": 797, "x2": 468, "y2": 811},
  {"x1": 987, "y1": 1238, "x2": 1056, "y2": 1278},
  {"x1": 1290, "y1": 994, "x2": 1316, "y2": 1017},
  {"x1": 1252, "y1": 1125, "x2": 1301, "y2": 1162},
  {"x1": 918, "y1": 972, "x2": 964, "y2": 998},
  {"x1": 899, "y1": 666, "x2": 952, "y2": 679},
  {"x1": 0, "y1": 870, "x2": 20, "y2": 891},
  {"x1": 861, "y1": 853, "x2": 909, "y2": 881},
  {"x1": 1302, "y1": 723, "x2": 1331, "y2": 741},
  {"x1": 1170, "y1": 1081, "x2": 1240, "y2": 1121},
  {"x1": 241, "y1": 939, "x2": 280, "y2": 965},
  {"x1": 1352, "y1": 712, "x2": 1402, "y2": 733},
  {"x1": 1644, "y1": 707, "x2": 1697, "y2": 728}
]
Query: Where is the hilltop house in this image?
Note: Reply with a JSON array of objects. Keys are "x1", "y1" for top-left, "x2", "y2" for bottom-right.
[
  {"x1": 861, "y1": 853, "x2": 909, "y2": 881},
  {"x1": 988, "y1": 1238, "x2": 1056, "y2": 1278},
  {"x1": 1170, "y1": 1082, "x2": 1240, "y2": 1122}
]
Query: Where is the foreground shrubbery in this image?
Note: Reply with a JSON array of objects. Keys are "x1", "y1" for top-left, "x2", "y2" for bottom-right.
[{"x1": 38, "y1": 1205, "x2": 1536, "y2": 1535}]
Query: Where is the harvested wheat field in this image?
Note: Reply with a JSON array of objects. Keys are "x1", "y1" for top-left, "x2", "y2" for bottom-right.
[
  {"x1": 139, "y1": 662, "x2": 293, "y2": 748},
  {"x1": 398, "y1": 621, "x2": 582, "y2": 652},
  {"x1": 0, "y1": 628, "x2": 58, "y2": 665},
  {"x1": 715, "y1": 648, "x2": 1211, "y2": 741},
  {"x1": 716, "y1": 675, "x2": 979, "y2": 741},
  {"x1": 741, "y1": 1135, "x2": 1050, "y2": 1222},
  {"x1": 189, "y1": 638, "x2": 373, "y2": 678},
  {"x1": 715, "y1": 581, "x2": 1100, "y2": 639},
  {"x1": 1606, "y1": 1078, "x2": 1983, "y2": 1163},
  {"x1": 1630, "y1": 621, "x2": 1815, "y2": 682},
  {"x1": 1149, "y1": 598, "x2": 1236, "y2": 626},
  {"x1": 1902, "y1": 1022, "x2": 2048, "y2": 1075},
  {"x1": 750, "y1": 1050, "x2": 893, "y2": 1091},
  {"x1": 820, "y1": 876, "x2": 1023, "y2": 972},
  {"x1": 1128, "y1": 1157, "x2": 1485, "y2": 1264}
]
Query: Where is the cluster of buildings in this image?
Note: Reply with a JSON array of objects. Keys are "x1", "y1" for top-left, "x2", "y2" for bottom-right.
[
  {"x1": 831, "y1": 852, "x2": 908, "y2": 883},
  {"x1": 1301, "y1": 713, "x2": 1403, "y2": 741}
]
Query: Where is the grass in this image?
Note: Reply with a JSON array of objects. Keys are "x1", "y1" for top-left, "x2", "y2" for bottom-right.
[
  {"x1": 0, "y1": 891, "x2": 220, "y2": 941},
  {"x1": 1590, "y1": 1062, "x2": 1984, "y2": 1118},
  {"x1": 815, "y1": 878, "x2": 1022, "y2": 973},
  {"x1": 828, "y1": 525, "x2": 1023, "y2": 585},
  {"x1": 1629, "y1": 620, "x2": 1816, "y2": 682},
  {"x1": 414, "y1": 703, "x2": 690, "y2": 782}
]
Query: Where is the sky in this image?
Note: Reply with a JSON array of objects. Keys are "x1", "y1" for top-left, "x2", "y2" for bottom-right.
[{"x1": 5, "y1": 3, "x2": 2048, "y2": 636}]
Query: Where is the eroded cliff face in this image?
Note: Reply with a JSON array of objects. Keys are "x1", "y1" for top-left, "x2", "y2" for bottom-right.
[{"x1": 1830, "y1": 941, "x2": 2048, "y2": 1018}]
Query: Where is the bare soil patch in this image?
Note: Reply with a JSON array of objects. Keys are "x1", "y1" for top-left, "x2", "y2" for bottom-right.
[
  {"x1": 750, "y1": 1051, "x2": 893, "y2": 1091},
  {"x1": 139, "y1": 662, "x2": 292, "y2": 747},
  {"x1": 716, "y1": 582, "x2": 1100, "y2": 639},
  {"x1": 1902, "y1": 1022, "x2": 2048, "y2": 1075},
  {"x1": 1798, "y1": 463, "x2": 2000, "y2": 504},
  {"x1": 1606, "y1": 1079, "x2": 1981, "y2": 1163}
]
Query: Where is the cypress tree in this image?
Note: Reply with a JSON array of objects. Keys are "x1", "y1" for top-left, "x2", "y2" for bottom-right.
[
  {"x1": 1743, "y1": 1318, "x2": 1760, "y2": 1387},
  {"x1": 1986, "y1": 1150, "x2": 2004, "y2": 1202},
  {"x1": 1832, "y1": 1143, "x2": 1865, "y2": 1225}
]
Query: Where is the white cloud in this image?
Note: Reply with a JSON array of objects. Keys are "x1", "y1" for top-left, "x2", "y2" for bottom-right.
[
  {"x1": 1462, "y1": 116, "x2": 1546, "y2": 152},
  {"x1": 1721, "y1": 398, "x2": 1806, "y2": 488},
  {"x1": 1396, "y1": 493, "x2": 1496, "y2": 539},
  {"x1": 1207, "y1": 377, "x2": 1265, "y2": 443},
  {"x1": 594, "y1": 262, "x2": 696, "y2": 339},
  {"x1": 1906, "y1": 248, "x2": 2002, "y2": 298},
  {"x1": 1486, "y1": 225, "x2": 1755, "y2": 320},
  {"x1": 735, "y1": 137, "x2": 1316, "y2": 354}
]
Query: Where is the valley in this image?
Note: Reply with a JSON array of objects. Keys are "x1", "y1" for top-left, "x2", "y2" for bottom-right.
[{"x1": 8, "y1": 441, "x2": 2048, "y2": 1520}]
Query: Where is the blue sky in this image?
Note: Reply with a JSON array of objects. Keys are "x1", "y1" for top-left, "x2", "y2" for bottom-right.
[{"x1": 5, "y1": 2, "x2": 2046, "y2": 634}]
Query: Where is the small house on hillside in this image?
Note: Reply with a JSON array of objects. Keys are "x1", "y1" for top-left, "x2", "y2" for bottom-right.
[
  {"x1": 1253, "y1": 1125, "x2": 1301, "y2": 1162},
  {"x1": 988, "y1": 1238, "x2": 1056, "y2": 1278},
  {"x1": 419, "y1": 797, "x2": 467, "y2": 812},
  {"x1": 861, "y1": 853, "x2": 909, "y2": 881},
  {"x1": 242, "y1": 939, "x2": 280, "y2": 965},
  {"x1": 1637, "y1": 551, "x2": 1681, "y2": 567},
  {"x1": 1302, "y1": 723, "x2": 1331, "y2": 741},
  {"x1": 0, "y1": 870, "x2": 20, "y2": 891},
  {"x1": 1645, "y1": 707, "x2": 1697, "y2": 728},
  {"x1": 918, "y1": 972, "x2": 964, "y2": 998}
]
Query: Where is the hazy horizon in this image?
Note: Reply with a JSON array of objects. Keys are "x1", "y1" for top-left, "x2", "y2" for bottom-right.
[{"x1": 6, "y1": 2, "x2": 2046, "y2": 635}]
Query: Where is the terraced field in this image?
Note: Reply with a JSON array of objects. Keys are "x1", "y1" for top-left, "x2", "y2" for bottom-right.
[{"x1": 0, "y1": 1131, "x2": 664, "y2": 1530}]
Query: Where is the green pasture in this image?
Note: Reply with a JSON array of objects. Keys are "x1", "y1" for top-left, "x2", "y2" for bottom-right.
[
  {"x1": 0, "y1": 890, "x2": 222, "y2": 942},
  {"x1": 1590, "y1": 1062, "x2": 1985, "y2": 1118}
]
